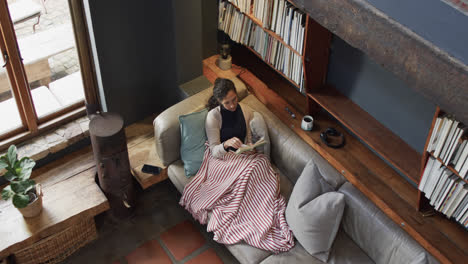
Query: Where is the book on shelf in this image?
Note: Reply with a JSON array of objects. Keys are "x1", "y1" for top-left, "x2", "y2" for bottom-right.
[
  {"x1": 445, "y1": 184, "x2": 467, "y2": 217},
  {"x1": 428, "y1": 168, "x2": 449, "y2": 203},
  {"x1": 452, "y1": 140, "x2": 467, "y2": 168},
  {"x1": 434, "y1": 117, "x2": 454, "y2": 158},
  {"x1": 455, "y1": 142, "x2": 468, "y2": 172},
  {"x1": 440, "y1": 120, "x2": 459, "y2": 161},
  {"x1": 444, "y1": 127, "x2": 464, "y2": 164},
  {"x1": 219, "y1": 2, "x2": 306, "y2": 92},
  {"x1": 235, "y1": 138, "x2": 267, "y2": 154},
  {"x1": 453, "y1": 194, "x2": 468, "y2": 219}
]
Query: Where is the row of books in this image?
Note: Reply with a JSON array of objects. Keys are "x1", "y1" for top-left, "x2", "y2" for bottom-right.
[
  {"x1": 253, "y1": 0, "x2": 306, "y2": 55},
  {"x1": 228, "y1": 0, "x2": 251, "y2": 14},
  {"x1": 223, "y1": 0, "x2": 306, "y2": 55},
  {"x1": 218, "y1": 2, "x2": 305, "y2": 91},
  {"x1": 249, "y1": 24, "x2": 304, "y2": 91},
  {"x1": 426, "y1": 115, "x2": 468, "y2": 178},
  {"x1": 419, "y1": 157, "x2": 468, "y2": 227}
]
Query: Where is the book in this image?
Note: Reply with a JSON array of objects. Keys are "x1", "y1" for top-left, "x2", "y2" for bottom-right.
[
  {"x1": 440, "y1": 120, "x2": 459, "y2": 161},
  {"x1": 419, "y1": 157, "x2": 435, "y2": 191},
  {"x1": 453, "y1": 195, "x2": 468, "y2": 220},
  {"x1": 435, "y1": 174, "x2": 458, "y2": 210},
  {"x1": 427, "y1": 117, "x2": 442, "y2": 152},
  {"x1": 455, "y1": 141, "x2": 468, "y2": 172},
  {"x1": 434, "y1": 118, "x2": 454, "y2": 158},
  {"x1": 452, "y1": 140, "x2": 467, "y2": 166},
  {"x1": 235, "y1": 138, "x2": 267, "y2": 154},
  {"x1": 446, "y1": 184, "x2": 468, "y2": 218}
]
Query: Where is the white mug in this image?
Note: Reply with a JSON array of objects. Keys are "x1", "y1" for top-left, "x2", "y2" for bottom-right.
[{"x1": 301, "y1": 115, "x2": 314, "y2": 131}]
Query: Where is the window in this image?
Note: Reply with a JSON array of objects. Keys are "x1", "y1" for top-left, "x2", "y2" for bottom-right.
[{"x1": 0, "y1": 0, "x2": 98, "y2": 148}]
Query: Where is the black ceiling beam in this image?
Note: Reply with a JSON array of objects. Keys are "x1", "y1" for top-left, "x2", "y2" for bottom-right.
[{"x1": 291, "y1": 0, "x2": 468, "y2": 124}]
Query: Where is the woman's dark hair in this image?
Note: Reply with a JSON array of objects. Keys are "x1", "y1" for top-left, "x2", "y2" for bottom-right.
[{"x1": 206, "y1": 78, "x2": 237, "y2": 110}]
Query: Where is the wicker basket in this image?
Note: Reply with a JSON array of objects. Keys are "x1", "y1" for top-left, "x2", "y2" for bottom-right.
[{"x1": 13, "y1": 218, "x2": 97, "y2": 264}]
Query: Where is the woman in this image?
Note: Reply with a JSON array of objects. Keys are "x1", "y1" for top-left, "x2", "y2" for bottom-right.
[
  {"x1": 180, "y1": 78, "x2": 294, "y2": 253},
  {"x1": 205, "y1": 78, "x2": 269, "y2": 158}
]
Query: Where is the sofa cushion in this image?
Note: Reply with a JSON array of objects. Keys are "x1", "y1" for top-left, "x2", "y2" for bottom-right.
[
  {"x1": 338, "y1": 182, "x2": 438, "y2": 264},
  {"x1": 260, "y1": 242, "x2": 324, "y2": 264},
  {"x1": 168, "y1": 160, "x2": 193, "y2": 193},
  {"x1": 226, "y1": 242, "x2": 272, "y2": 264},
  {"x1": 287, "y1": 190, "x2": 345, "y2": 262},
  {"x1": 260, "y1": 231, "x2": 374, "y2": 264},
  {"x1": 179, "y1": 109, "x2": 208, "y2": 177},
  {"x1": 286, "y1": 160, "x2": 345, "y2": 262}
]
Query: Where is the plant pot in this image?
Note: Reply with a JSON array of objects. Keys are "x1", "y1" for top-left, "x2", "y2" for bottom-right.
[{"x1": 18, "y1": 184, "x2": 43, "y2": 218}]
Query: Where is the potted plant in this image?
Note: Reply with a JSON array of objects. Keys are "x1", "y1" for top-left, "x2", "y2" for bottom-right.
[{"x1": 0, "y1": 145, "x2": 42, "y2": 217}]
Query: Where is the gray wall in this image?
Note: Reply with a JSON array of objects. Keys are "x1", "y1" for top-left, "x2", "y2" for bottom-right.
[
  {"x1": 173, "y1": 0, "x2": 218, "y2": 85},
  {"x1": 367, "y1": 0, "x2": 468, "y2": 66},
  {"x1": 173, "y1": 1, "x2": 203, "y2": 85},
  {"x1": 84, "y1": 1, "x2": 194, "y2": 125},
  {"x1": 85, "y1": 1, "x2": 217, "y2": 124},
  {"x1": 328, "y1": 37, "x2": 437, "y2": 153},
  {"x1": 202, "y1": 0, "x2": 219, "y2": 59}
]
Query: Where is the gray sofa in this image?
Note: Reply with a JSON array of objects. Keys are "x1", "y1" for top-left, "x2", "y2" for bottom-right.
[{"x1": 153, "y1": 77, "x2": 438, "y2": 264}]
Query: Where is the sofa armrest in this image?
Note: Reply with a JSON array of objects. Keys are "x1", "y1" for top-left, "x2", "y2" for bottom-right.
[{"x1": 154, "y1": 88, "x2": 212, "y2": 166}]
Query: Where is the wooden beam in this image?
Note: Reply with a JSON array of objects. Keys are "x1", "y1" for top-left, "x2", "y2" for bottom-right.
[{"x1": 290, "y1": 0, "x2": 468, "y2": 125}]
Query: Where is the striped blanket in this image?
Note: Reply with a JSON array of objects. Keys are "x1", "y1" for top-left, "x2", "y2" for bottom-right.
[{"x1": 180, "y1": 146, "x2": 295, "y2": 253}]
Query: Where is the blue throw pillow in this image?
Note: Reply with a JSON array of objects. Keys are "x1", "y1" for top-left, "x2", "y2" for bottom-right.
[{"x1": 179, "y1": 109, "x2": 208, "y2": 177}]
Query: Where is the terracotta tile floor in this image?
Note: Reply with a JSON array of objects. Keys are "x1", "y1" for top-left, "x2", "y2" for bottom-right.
[
  {"x1": 61, "y1": 180, "x2": 239, "y2": 264},
  {"x1": 160, "y1": 220, "x2": 206, "y2": 261}
]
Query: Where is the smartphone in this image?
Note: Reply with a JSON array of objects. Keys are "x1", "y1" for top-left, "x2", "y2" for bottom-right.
[{"x1": 141, "y1": 164, "x2": 162, "y2": 175}]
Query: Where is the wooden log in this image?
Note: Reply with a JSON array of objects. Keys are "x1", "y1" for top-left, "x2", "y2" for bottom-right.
[{"x1": 89, "y1": 113, "x2": 135, "y2": 218}]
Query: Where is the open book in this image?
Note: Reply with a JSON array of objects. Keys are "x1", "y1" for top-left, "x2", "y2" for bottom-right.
[{"x1": 235, "y1": 139, "x2": 267, "y2": 154}]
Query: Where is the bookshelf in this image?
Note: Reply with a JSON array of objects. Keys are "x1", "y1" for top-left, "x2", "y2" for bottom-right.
[
  {"x1": 418, "y1": 107, "x2": 468, "y2": 227},
  {"x1": 217, "y1": 0, "x2": 468, "y2": 262}
]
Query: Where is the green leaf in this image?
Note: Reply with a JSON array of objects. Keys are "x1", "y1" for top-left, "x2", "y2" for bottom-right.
[
  {"x1": 7, "y1": 145, "x2": 17, "y2": 168},
  {"x1": 17, "y1": 157, "x2": 35, "y2": 180},
  {"x1": 0, "y1": 158, "x2": 7, "y2": 170},
  {"x1": 1, "y1": 185, "x2": 14, "y2": 200},
  {"x1": 3, "y1": 171, "x2": 17, "y2": 181},
  {"x1": 11, "y1": 179, "x2": 35, "y2": 194},
  {"x1": 12, "y1": 193, "x2": 30, "y2": 208}
]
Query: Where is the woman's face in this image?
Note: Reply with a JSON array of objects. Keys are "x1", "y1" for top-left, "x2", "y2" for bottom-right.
[{"x1": 220, "y1": 90, "x2": 238, "y2": 112}]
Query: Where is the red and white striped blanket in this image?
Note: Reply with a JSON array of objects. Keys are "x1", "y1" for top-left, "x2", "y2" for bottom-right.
[{"x1": 180, "y1": 146, "x2": 295, "y2": 253}]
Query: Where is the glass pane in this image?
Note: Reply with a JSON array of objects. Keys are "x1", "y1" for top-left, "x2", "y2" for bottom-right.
[
  {"x1": 9, "y1": 0, "x2": 85, "y2": 119},
  {"x1": 0, "y1": 54, "x2": 22, "y2": 135}
]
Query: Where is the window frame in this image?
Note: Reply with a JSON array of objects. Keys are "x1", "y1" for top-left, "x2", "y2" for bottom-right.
[{"x1": 0, "y1": 0, "x2": 99, "y2": 150}]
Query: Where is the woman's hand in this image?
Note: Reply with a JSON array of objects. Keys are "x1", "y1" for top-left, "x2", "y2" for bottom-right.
[{"x1": 223, "y1": 137, "x2": 243, "y2": 150}]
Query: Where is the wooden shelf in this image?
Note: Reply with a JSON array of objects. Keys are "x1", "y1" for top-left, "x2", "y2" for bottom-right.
[
  {"x1": 208, "y1": 60, "x2": 468, "y2": 263},
  {"x1": 307, "y1": 87, "x2": 421, "y2": 184},
  {"x1": 231, "y1": 46, "x2": 307, "y2": 114},
  {"x1": 228, "y1": 1, "x2": 303, "y2": 57},
  {"x1": 428, "y1": 151, "x2": 468, "y2": 183},
  {"x1": 245, "y1": 45, "x2": 301, "y2": 89}
]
